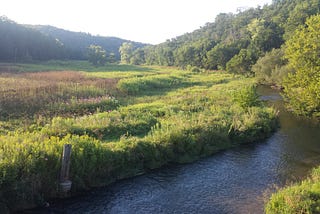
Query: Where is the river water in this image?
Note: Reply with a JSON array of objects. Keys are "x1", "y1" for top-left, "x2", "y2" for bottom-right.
[{"x1": 34, "y1": 86, "x2": 320, "y2": 214}]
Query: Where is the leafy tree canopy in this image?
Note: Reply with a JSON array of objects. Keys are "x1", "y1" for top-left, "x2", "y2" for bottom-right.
[
  {"x1": 282, "y1": 14, "x2": 320, "y2": 118},
  {"x1": 87, "y1": 45, "x2": 107, "y2": 66}
]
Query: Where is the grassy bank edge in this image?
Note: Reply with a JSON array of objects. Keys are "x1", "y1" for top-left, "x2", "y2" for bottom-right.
[
  {"x1": 1, "y1": 111, "x2": 278, "y2": 212},
  {"x1": 265, "y1": 166, "x2": 320, "y2": 214}
]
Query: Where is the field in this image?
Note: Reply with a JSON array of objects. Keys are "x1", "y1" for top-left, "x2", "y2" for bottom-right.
[{"x1": 0, "y1": 61, "x2": 278, "y2": 211}]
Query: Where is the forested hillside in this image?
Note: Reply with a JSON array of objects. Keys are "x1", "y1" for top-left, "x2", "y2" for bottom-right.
[
  {"x1": 0, "y1": 17, "x2": 146, "y2": 62},
  {"x1": 123, "y1": 0, "x2": 320, "y2": 119},
  {"x1": 0, "y1": 16, "x2": 67, "y2": 61},
  {"x1": 127, "y1": 0, "x2": 319, "y2": 75},
  {"x1": 30, "y1": 25, "x2": 146, "y2": 60}
]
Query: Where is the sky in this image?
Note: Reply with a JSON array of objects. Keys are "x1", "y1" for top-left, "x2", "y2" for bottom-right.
[{"x1": 1, "y1": 0, "x2": 272, "y2": 44}]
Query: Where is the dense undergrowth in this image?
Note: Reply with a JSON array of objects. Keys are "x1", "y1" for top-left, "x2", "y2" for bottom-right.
[{"x1": 0, "y1": 62, "x2": 278, "y2": 211}]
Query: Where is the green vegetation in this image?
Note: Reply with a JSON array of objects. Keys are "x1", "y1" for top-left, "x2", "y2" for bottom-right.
[
  {"x1": 282, "y1": 15, "x2": 320, "y2": 119},
  {"x1": 120, "y1": 0, "x2": 320, "y2": 120},
  {"x1": 265, "y1": 16, "x2": 320, "y2": 211},
  {"x1": 1, "y1": 0, "x2": 319, "y2": 120},
  {"x1": 0, "y1": 16, "x2": 66, "y2": 61},
  {"x1": 266, "y1": 166, "x2": 320, "y2": 214},
  {"x1": 1, "y1": 0, "x2": 319, "y2": 212},
  {"x1": 252, "y1": 48, "x2": 289, "y2": 86},
  {"x1": 126, "y1": 0, "x2": 319, "y2": 74},
  {"x1": 0, "y1": 17, "x2": 146, "y2": 62},
  {"x1": 87, "y1": 45, "x2": 108, "y2": 66},
  {"x1": 0, "y1": 63, "x2": 278, "y2": 211}
]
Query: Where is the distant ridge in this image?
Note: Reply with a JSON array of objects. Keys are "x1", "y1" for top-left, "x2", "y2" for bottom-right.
[
  {"x1": 27, "y1": 25, "x2": 147, "y2": 60},
  {"x1": 0, "y1": 15, "x2": 147, "y2": 62}
]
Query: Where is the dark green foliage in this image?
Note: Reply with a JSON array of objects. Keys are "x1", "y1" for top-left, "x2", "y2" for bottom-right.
[
  {"x1": 30, "y1": 25, "x2": 146, "y2": 61},
  {"x1": 226, "y1": 47, "x2": 260, "y2": 74},
  {"x1": 124, "y1": 0, "x2": 320, "y2": 78},
  {"x1": 0, "y1": 18, "x2": 146, "y2": 63},
  {"x1": 130, "y1": 49, "x2": 145, "y2": 65},
  {"x1": 252, "y1": 48, "x2": 289, "y2": 85},
  {"x1": 205, "y1": 43, "x2": 241, "y2": 70}
]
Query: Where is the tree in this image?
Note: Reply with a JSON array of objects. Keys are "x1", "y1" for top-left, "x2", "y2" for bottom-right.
[
  {"x1": 226, "y1": 47, "x2": 259, "y2": 74},
  {"x1": 252, "y1": 48, "x2": 289, "y2": 85},
  {"x1": 284, "y1": 0, "x2": 320, "y2": 40},
  {"x1": 205, "y1": 43, "x2": 240, "y2": 70},
  {"x1": 282, "y1": 14, "x2": 320, "y2": 118},
  {"x1": 248, "y1": 19, "x2": 283, "y2": 52},
  {"x1": 87, "y1": 45, "x2": 107, "y2": 66},
  {"x1": 119, "y1": 42, "x2": 134, "y2": 64},
  {"x1": 130, "y1": 49, "x2": 145, "y2": 65}
]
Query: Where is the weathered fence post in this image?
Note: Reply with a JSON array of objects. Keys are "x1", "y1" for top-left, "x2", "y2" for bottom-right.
[{"x1": 59, "y1": 144, "x2": 72, "y2": 194}]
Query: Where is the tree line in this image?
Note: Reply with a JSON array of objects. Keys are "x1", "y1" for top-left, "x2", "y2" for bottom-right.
[
  {"x1": 0, "y1": 17, "x2": 146, "y2": 63},
  {"x1": 0, "y1": 16, "x2": 67, "y2": 61},
  {"x1": 123, "y1": 0, "x2": 319, "y2": 72},
  {"x1": 119, "y1": 0, "x2": 320, "y2": 119}
]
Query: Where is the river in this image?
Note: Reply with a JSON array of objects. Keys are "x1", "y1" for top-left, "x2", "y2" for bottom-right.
[{"x1": 31, "y1": 86, "x2": 320, "y2": 214}]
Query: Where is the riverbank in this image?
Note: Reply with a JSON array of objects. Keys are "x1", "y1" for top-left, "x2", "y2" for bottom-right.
[
  {"x1": 266, "y1": 166, "x2": 320, "y2": 213},
  {"x1": 0, "y1": 63, "x2": 278, "y2": 212},
  {"x1": 261, "y1": 85, "x2": 320, "y2": 213}
]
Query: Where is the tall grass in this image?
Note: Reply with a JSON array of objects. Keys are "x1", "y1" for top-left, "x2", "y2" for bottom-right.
[
  {"x1": 265, "y1": 167, "x2": 320, "y2": 214},
  {"x1": 0, "y1": 71, "x2": 119, "y2": 119},
  {"x1": 0, "y1": 63, "x2": 278, "y2": 211}
]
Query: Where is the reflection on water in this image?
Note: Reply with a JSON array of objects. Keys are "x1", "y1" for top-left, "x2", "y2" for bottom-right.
[{"x1": 34, "y1": 86, "x2": 320, "y2": 214}]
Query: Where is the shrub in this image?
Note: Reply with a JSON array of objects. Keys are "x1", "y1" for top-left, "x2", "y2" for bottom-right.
[
  {"x1": 231, "y1": 85, "x2": 262, "y2": 109},
  {"x1": 252, "y1": 48, "x2": 289, "y2": 86}
]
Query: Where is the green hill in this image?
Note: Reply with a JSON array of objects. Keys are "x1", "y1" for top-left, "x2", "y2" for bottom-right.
[
  {"x1": 0, "y1": 16, "x2": 67, "y2": 61},
  {"x1": 29, "y1": 25, "x2": 146, "y2": 61},
  {"x1": 0, "y1": 16, "x2": 147, "y2": 62}
]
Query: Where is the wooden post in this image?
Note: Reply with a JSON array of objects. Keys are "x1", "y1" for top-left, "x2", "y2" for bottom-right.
[{"x1": 60, "y1": 144, "x2": 72, "y2": 193}]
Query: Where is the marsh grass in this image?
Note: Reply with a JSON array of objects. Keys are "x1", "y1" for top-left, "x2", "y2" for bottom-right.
[
  {"x1": 0, "y1": 63, "x2": 278, "y2": 211},
  {"x1": 0, "y1": 71, "x2": 119, "y2": 119},
  {"x1": 0, "y1": 61, "x2": 153, "y2": 73}
]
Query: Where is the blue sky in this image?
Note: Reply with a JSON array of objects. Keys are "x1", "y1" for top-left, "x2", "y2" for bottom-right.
[{"x1": 1, "y1": 0, "x2": 272, "y2": 44}]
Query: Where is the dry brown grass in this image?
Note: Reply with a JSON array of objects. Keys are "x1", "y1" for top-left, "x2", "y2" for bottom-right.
[{"x1": 0, "y1": 71, "x2": 119, "y2": 119}]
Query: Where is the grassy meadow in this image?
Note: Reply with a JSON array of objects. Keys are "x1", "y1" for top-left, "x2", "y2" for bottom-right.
[{"x1": 0, "y1": 61, "x2": 278, "y2": 211}]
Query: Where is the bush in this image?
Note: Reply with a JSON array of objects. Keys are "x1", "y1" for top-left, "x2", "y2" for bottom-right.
[
  {"x1": 226, "y1": 48, "x2": 259, "y2": 75},
  {"x1": 252, "y1": 48, "x2": 289, "y2": 86},
  {"x1": 231, "y1": 85, "x2": 262, "y2": 109}
]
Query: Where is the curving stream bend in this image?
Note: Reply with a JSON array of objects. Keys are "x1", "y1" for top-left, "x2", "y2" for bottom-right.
[{"x1": 32, "y1": 86, "x2": 320, "y2": 214}]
